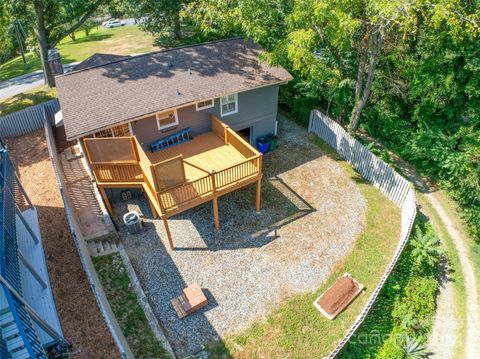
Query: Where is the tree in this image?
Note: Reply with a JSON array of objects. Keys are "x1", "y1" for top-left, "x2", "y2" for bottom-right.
[
  {"x1": 125, "y1": 0, "x2": 189, "y2": 40},
  {"x1": 3, "y1": 0, "x2": 108, "y2": 87},
  {"x1": 187, "y1": 0, "x2": 478, "y2": 130}
]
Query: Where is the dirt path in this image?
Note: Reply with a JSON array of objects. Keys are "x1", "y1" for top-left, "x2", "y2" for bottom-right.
[
  {"x1": 427, "y1": 258, "x2": 457, "y2": 358},
  {"x1": 425, "y1": 192, "x2": 480, "y2": 358},
  {"x1": 357, "y1": 132, "x2": 479, "y2": 358}
]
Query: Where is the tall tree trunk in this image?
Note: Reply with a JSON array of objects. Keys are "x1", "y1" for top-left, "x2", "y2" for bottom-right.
[
  {"x1": 33, "y1": 0, "x2": 55, "y2": 87},
  {"x1": 349, "y1": 31, "x2": 382, "y2": 131},
  {"x1": 173, "y1": 13, "x2": 181, "y2": 40},
  {"x1": 355, "y1": 2, "x2": 368, "y2": 103}
]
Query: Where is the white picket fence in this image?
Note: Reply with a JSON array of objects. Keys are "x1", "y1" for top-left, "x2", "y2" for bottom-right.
[
  {"x1": 0, "y1": 99, "x2": 59, "y2": 138},
  {"x1": 308, "y1": 110, "x2": 417, "y2": 358}
]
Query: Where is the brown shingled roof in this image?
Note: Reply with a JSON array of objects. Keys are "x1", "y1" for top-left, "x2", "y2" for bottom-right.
[{"x1": 56, "y1": 38, "x2": 293, "y2": 140}]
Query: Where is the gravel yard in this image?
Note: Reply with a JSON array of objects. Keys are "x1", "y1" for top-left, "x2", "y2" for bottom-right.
[{"x1": 115, "y1": 117, "x2": 367, "y2": 357}]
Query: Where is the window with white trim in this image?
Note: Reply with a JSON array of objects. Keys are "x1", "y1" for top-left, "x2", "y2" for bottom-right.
[
  {"x1": 156, "y1": 110, "x2": 178, "y2": 130},
  {"x1": 220, "y1": 93, "x2": 238, "y2": 116},
  {"x1": 195, "y1": 99, "x2": 214, "y2": 111}
]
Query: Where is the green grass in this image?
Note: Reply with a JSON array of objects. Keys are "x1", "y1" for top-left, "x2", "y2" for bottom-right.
[
  {"x1": 0, "y1": 25, "x2": 158, "y2": 82},
  {"x1": 416, "y1": 192, "x2": 467, "y2": 359},
  {"x1": 0, "y1": 85, "x2": 57, "y2": 116},
  {"x1": 206, "y1": 135, "x2": 401, "y2": 358},
  {"x1": 0, "y1": 53, "x2": 42, "y2": 82},
  {"x1": 92, "y1": 253, "x2": 167, "y2": 359}
]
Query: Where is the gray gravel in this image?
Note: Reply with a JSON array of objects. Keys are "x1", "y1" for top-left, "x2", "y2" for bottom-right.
[{"x1": 114, "y1": 116, "x2": 366, "y2": 358}]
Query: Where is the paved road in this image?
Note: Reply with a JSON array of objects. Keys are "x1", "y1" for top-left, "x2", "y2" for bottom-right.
[
  {"x1": 0, "y1": 20, "x2": 138, "y2": 101},
  {"x1": 0, "y1": 62, "x2": 79, "y2": 101}
]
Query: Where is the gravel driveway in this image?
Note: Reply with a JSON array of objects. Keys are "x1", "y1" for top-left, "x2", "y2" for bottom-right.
[{"x1": 115, "y1": 116, "x2": 366, "y2": 358}]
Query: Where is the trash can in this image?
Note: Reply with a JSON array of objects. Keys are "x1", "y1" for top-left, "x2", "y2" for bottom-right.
[
  {"x1": 123, "y1": 211, "x2": 142, "y2": 234},
  {"x1": 256, "y1": 136, "x2": 270, "y2": 154},
  {"x1": 266, "y1": 134, "x2": 278, "y2": 151}
]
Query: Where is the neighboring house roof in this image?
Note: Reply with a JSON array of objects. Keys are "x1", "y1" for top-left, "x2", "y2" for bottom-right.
[
  {"x1": 71, "y1": 53, "x2": 128, "y2": 71},
  {"x1": 56, "y1": 38, "x2": 293, "y2": 140}
]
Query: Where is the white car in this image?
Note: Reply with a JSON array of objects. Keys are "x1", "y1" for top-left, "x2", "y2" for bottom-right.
[
  {"x1": 102, "y1": 18, "x2": 116, "y2": 27},
  {"x1": 104, "y1": 19, "x2": 126, "y2": 28}
]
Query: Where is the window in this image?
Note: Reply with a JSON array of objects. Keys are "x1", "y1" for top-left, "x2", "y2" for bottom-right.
[
  {"x1": 196, "y1": 99, "x2": 214, "y2": 111},
  {"x1": 156, "y1": 110, "x2": 178, "y2": 130},
  {"x1": 112, "y1": 124, "x2": 130, "y2": 137},
  {"x1": 220, "y1": 93, "x2": 238, "y2": 116},
  {"x1": 94, "y1": 123, "x2": 131, "y2": 138},
  {"x1": 94, "y1": 129, "x2": 113, "y2": 138}
]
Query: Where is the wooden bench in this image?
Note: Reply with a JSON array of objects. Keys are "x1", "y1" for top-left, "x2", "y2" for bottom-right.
[
  {"x1": 150, "y1": 127, "x2": 192, "y2": 153},
  {"x1": 171, "y1": 283, "x2": 208, "y2": 319}
]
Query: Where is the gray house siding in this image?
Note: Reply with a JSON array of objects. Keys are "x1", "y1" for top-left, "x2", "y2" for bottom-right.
[
  {"x1": 208, "y1": 85, "x2": 279, "y2": 143},
  {"x1": 131, "y1": 105, "x2": 212, "y2": 149},
  {"x1": 130, "y1": 84, "x2": 280, "y2": 148}
]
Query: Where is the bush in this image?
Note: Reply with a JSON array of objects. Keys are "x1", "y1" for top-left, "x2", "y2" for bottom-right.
[{"x1": 339, "y1": 221, "x2": 441, "y2": 358}]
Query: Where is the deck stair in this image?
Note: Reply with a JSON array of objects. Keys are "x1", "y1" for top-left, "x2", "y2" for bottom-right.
[
  {"x1": 150, "y1": 127, "x2": 192, "y2": 152},
  {"x1": 0, "y1": 309, "x2": 37, "y2": 359},
  {"x1": 87, "y1": 232, "x2": 120, "y2": 257}
]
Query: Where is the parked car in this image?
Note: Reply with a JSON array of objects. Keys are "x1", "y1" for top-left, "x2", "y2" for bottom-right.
[
  {"x1": 102, "y1": 18, "x2": 117, "y2": 26},
  {"x1": 104, "y1": 19, "x2": 126, "y2": 28}
]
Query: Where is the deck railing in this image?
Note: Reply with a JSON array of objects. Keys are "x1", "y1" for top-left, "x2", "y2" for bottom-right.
[
  {"x1": 90, "y1": 163, "x2": 143, "y2": 183},
  {"x1": 0, "y1": 149, "x2": 48, "y2": 359},
  {"x1": 158, "y1": 174, "x2": 214, "y2": 211},
  {"x1": 226, "y1": 127, "x2": 260, "y2": 158},
  {"x1": 213, "y1": 156, "x2": 261, "y2": 190},
  {"x1": 84, "y1": 116, "x2": 262, "y2": 216}
]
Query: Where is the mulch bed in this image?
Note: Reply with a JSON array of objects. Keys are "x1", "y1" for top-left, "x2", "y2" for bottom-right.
[{"x1": 5, "y1": 130, "x2": 119, "y2": 358}]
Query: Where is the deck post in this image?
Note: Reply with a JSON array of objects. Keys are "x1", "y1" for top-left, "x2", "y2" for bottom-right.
[
  {"x1": 213, "y1": 197, "x2": 220, "y2": 229},
  {"x1": 99, "y1": 187, "x2": 113, "y2": 215},
  {"x1": 147, "y1": 196, "x2": 158, "y2": 218},
  {"x1": 162, "y1": 217, "x2": 174, "y2": 251},
  {"x1": 256, "y1": 177, "x2": 261, "y2": 212}
]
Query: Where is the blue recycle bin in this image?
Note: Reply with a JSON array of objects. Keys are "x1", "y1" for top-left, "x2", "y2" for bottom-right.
[{"x1": 256, "y1": 136, "x2": 270, "y2": 154}]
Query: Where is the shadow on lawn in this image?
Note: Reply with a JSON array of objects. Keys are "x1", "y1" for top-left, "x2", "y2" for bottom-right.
[
  {"x1": 0, "y1": 90, "x2": 56, "y2": 116},
  {"x1": 61, "y1": 33, "x2": 113, "y2": 46}
]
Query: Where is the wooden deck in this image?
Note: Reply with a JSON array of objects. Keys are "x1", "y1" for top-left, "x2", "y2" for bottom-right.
[
  {"x1": 147, "y1": 133, "x2": 246, "y2": 181},
  {"x1": 83, "y1": 115, "x2": 263, "y2": 250}
]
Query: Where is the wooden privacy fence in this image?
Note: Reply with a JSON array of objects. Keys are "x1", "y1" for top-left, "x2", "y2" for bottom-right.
[
  {"x1": 0, "y1": 99, "x2": 59, "y2": 138},
  {"x1": 308, "y1": 109, "x2": 417, "y2": 358}
]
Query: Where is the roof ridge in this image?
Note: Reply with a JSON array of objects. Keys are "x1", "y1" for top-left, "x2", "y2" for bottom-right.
[{"x1": 61, "y1": 37, "x2": 247, "y2": 77}]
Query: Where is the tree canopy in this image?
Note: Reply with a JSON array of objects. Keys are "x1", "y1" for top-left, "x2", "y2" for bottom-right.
[{"x1": 184, "y1": 0, "x2": 480, "y2": 240}]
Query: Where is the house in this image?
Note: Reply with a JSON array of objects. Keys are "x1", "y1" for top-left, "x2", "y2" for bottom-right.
[
  {"x1": 55, "y1": 38, "x2": 293, "y2": 250},
  {"x1": 0, "y1": 142, "x2": 67, "y2": 359}
]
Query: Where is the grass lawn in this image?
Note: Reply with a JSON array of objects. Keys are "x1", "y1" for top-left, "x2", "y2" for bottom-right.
[
  {"x1": 92, "y1": 253, "x2": 167, "y2": 359},
  {"x1": 0, "y1": 85, "x2": 57, "y2": 116},
  {"x1": 206, "y1": 135, "x2": 401, "y2": 358},
  {"x1": 0, "y1": 25, "x2": 158, "y2": 82}
]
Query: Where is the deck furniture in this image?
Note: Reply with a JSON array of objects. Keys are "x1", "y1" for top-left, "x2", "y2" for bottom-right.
[
  {"x1": 171, "y1": 283, "x2": 208, "y2": 319},
  {"x1": 150, "y1": 127, "x2": 192, "y2": 153},
  {"x1": 83, "y1": 115, "x2": 263, "y2": 251}
]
